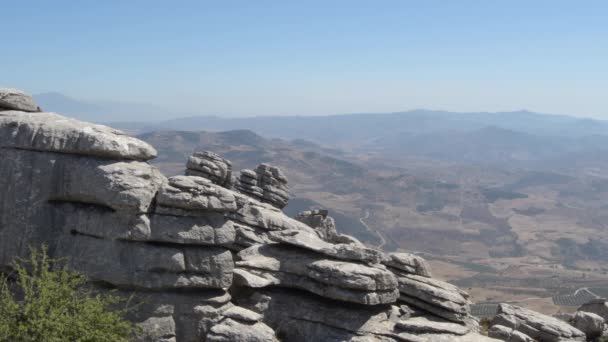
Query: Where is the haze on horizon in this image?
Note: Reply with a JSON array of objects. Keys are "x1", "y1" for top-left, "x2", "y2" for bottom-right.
[{"x1": 2, "y1": 0, "x2": 607, "y2": 120}]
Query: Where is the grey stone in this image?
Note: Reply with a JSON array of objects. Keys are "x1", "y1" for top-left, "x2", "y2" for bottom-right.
[
  {"x1": 396, "y1": 274, "x2": 470, "y2": 323},
  {"x1": 0, "y1": 111, "x2": 157, "y2": 160},
  {"x1": 206, "y1": 318, "x2": 278, "y2": 342},
  {"x1": 395, "y1": 316, "x2": 469, "y2": 335},
  {"x1": 268, "y1": 228, "x2": 384, "y2": 264},
  {"x1": 490, "y1": 304, "x2": 585, "y2": 342},
  {"x1": 488, "y1": 325, "x2": 534, "y2": 342},
  {"x1": 51, "y1": 158, "x2": 165, "y2": 213},
  {"x1": 384, "y1": 253, "x2": 432, "y2": 278},
  {"x1": 186, "y1": 151, "x2": 232, "y2": 187},
  {"x1": 235, "y1": 244, "x2": 398, "y2": 305},
  {"x1": 578, "y1": 299, "x2": 608, "y2": 321},
  {"x1": 0, "y1": 88, "x2": 38, "y2": 112},
  {"x1": 149, "y1": 214, "x2": 236, "y2": 246},
  {"x1": 295, "y1": 209, "x2": 340, "y2": 242},
  {"x1": 124, "y1": 289, "x2": 233, "y2": 342},
  {"x1": 571, "y1": 311, "x2": 605, "y2": 340},
  {"x1": 56, "y1": 235, "x2": 233, "y2": 289},
  {"x1": 222, "y1": 306, "x2": 263, "y2": 323},
  {"x1": 156, "y1": 176, "x2": 237, "y2": 213},
  {"x1": 230, "y1": 194, "x2": 312, "y2": 231}
]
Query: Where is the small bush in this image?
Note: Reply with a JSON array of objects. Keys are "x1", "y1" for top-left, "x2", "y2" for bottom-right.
[{"x1": 0, "y1": 246, "x2": 138, "y2": 342}]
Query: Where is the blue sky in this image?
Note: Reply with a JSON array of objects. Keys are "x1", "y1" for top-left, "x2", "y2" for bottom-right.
[{"x1": 2, "y1": 1, "x2": 607, "y2": 118}]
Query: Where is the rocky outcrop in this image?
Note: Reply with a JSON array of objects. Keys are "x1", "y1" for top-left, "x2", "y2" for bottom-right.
[
  {"x1": 0, "y1": 90, "x2": 498, "y2": 341},
  {"x1": 489, "y1": 304, "x2": 585, "y2": 342}
]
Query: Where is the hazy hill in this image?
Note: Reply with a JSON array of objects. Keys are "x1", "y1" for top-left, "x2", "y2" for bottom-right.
[{"x1": 117, "y1": 110, "x2": 608, "y2": 144}]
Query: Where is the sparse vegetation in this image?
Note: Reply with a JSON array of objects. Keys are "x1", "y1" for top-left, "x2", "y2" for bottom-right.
[{"x1": 0, "y1": 246, "x2": 137, "y2": 342}]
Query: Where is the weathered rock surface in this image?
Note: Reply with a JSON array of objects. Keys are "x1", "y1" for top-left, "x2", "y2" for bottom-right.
[
  {"x1": 296, "y1": 209, "x2": 339, "y2": 241},
  {"x1": 57, "y1": 235, "x2": 234, "y2": 289},
  {"x1": 578, "y1": 299, "x2": 608, "y2": 321},
  {"x1": 0, "y1": 111, "x2": 157, "y2": 160},
  {"x1": 490, "y1": 304, "x2": 585, "y2": 342},
  {"x1": 235, "y1": 164, "x2": 290, "y2": 209},
  {"x1": 396, "y1": 274, "x2": 471, "y2": 323},
  {"x1": 235, "y1": 288, "x2": 496, "y2": 342},
  {"x1": 488, "y1": 325, "x2": 534, "y2": 342},
  {"x1": 571, "y1": 310, "x2": 606, "y2": 340},
  {"x1": 156, "y1": 176, "x2": 237, "y2": 214},
  {"x1": 268, "y1": 228, "x2": 384, "y2": 264},
  {"x1": 384, "y1": 252, "x2": 433, "y2": 278},
  {"x1": 234, "y1": 244, "x2": 399, "y2": 305},
  {"x1": 186, "y1": 151, "x2": 233, "y2": 188},
  {"x1": 0, "y1": 88, "x2": 38, "y2": 112}
]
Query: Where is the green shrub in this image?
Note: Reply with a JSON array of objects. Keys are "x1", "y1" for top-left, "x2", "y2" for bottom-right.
[{"x1": 0, "y1": 246, "x2": 138, "y2": 342}]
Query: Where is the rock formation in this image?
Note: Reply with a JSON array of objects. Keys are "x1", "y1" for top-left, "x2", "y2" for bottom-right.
[
  {"x1": 0, "y1": 88, "x2": 500, "y2": 341},
  {"x1": 489, "y1": 304, "x2": 585, "y2": 342},
  {"x1": 235, "y1": 164, "x2": 290, "y2": 209}
]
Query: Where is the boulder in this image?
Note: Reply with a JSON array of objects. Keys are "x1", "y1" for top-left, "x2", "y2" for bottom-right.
[
  {"x1": 0, "y1": 88, "x2": 38, "y2": 112},
  {"x1": 490, "y1": 304, "x2": 585, "y2": 342}
]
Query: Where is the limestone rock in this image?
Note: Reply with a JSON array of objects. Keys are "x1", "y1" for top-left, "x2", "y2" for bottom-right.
[
  {"x1": 395, "y1": 316, "x2": 469, "y2": 335},
  {"x1": 206, "y1": 305, "x2": 278, "y2": 342},
  {"x1": 229, "y1": 194, "x2": 311, "y2": 232},
  {"x1": 206, "y1": 318, "x2": 278, "y2": 342},
  {"x1": 384, "y1": 253, "x2": 432, "y2": 278},
  {"x1": 488, "y1": 325, "x2": 534, "y2": 342},
  {"x1": 490, "y1": 304, "x2": 585, "y2": 342},
  {"x1": 295, "y1": 209, "x2": 340, "y2": 242},
  {"x1": 57, "y1": 235, "x2": 233, "y2": 289},
  {"x1": 186, "y1": 151, "x2": 233, "y2": 188},
  {"x1": 125, "y1": 289, "x2": 233, "y2": 342},
  {"x1": 156, "y1": 176, "x2": 237, "y2": 214},
  {"x1": 0, "y1": 88, "x2": 38, "y2": 112},
  {"x1": 52, "y1": 158, "x2": 165, "y2": 213},
  {"x1": 268, "y1": 228, "x2": 384, "y2": 264},
  {"x1": 235, "y1": 288, "x2": 494, "y2": 342},
  {"x1": 234, "y1": 244, "x2": 399, "y2": 305},
  {"x1": 0, "y1": 111, "x2": 157, "y2": 160},
  {"x1": 571, "y1": 311, "x2": 606, "y2": 340},
  {"x1": 149, "y1": 214, "x2": 236, "y2": 246},
  {"x1": 578, "y1": 299, "x2": 608, "y2": 321},
  {"x1": 256, "y1": 163, "x2": 290, "y2": 208},
  {"x1": 396, "y1": 274, "x2": 471, "y2": 323},
  {"x1": 235, "y1": 164, "x2": 290, "y2": 209}
]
